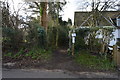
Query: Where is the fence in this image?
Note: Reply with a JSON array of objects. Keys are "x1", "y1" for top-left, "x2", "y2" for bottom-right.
[{"x1": 113, "y1": 45, "x2": 120, "y2": 67}]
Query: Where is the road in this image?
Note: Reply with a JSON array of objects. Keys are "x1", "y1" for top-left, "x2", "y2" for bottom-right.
[
  {"x1": 2, "y1": 68, "x2": 119, "y2": 79},
  {"x1": 2, "y1": 68, "x2": 78, "y2": 78}
]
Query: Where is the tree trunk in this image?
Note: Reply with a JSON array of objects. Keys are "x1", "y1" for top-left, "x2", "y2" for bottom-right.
[
  {"x1": 101, "y1": 43, "x2": 105, "y2": 53},
  {"x1": 55, "y1": 2, "x2": 59, "y2": 47},
  {"x1": 55, "y1": 28, "x2": 58, "y2": 47},
  {"x1": 41, "y1": 2, "x2": 48, "y2": 32}
]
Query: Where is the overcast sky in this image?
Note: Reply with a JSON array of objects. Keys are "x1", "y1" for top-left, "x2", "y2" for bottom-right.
[
  {"x1": 61, "y1": 0, "x2": 92, "y2": 23},
  {"x1": 3, "y1": 0, "x2": 90, "y2": 24},
  {"x1": 61, "y1": 0, "x2": 79, "y2": 23},
  {"x1": 2, "y1": 0, "x2": 119, "y2": 24}
]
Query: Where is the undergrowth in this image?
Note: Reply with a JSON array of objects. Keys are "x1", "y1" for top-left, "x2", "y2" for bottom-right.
[{"x1": 4, "y1": 47, "x2": 52, "y2": 61}]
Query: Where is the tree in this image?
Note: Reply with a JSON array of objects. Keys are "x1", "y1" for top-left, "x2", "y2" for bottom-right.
[
  {"x1": 78, "y1": 0, "x2": 119, "y2": 11},
  {"x1": 40, "y1": 2, "x2": 48, "y2": 32},
  {"x1": 2, "y1": 1, "x2": 10, "y2": 28},
  {"x1": 48, "y1": 1, "x2": 66, "y2": 47},
  {"x1": 26, "y1": 2, "x2": 48, "y2": 31},
  {"x1": 23, "y1": 1, "x2": 67, "y2": 48},
  {"x1": 68, "y1": 18, "x2": 72, "y2": 26},
  {"x1": 2, "y1": 1, "x2": 25, "y2": 52}
]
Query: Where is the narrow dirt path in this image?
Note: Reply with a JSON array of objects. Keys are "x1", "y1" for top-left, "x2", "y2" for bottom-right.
[
  {"x1": 44, "y1": 48, "x2": 75, "y2": 70},
  {"x1": 43, "y1": 48, "x2": 92, "y2": 72}
]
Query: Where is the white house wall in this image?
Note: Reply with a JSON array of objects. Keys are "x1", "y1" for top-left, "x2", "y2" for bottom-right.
[{"x1": 118, "y1": 29, "x2": 120, "y2": 38}]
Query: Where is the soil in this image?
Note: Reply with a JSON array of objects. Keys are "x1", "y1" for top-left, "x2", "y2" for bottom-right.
[{"x1": 2, "y1": 48, "x2": 117, "y2": 73}]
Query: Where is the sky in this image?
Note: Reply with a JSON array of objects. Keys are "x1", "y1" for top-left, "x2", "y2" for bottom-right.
[
  {"x1": 61, "y1": 0, "x2": 92, "y2": 22},
  {"x1": 1, "y1": 0, "x2": 90, "y2": 24},
  {"x1": 1, "y1": 0, "x2": 119, "y2": 24},
  {"x1": 60, "y1": 0, "x2": 78, "y2": 23}
]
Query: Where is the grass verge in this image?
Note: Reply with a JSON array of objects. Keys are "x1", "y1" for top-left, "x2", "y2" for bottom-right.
[{"x1": 74, "y1": 50, "x2": 116, "y2": 71}]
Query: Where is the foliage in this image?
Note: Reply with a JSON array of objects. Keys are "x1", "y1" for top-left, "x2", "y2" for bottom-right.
[
  {"x1": 4, "y1": 47, "x2": 52, "y2": 61},
  {"x1": 47, "y1": 26, "x2": 69, "y2": 48},
  {"x1": 74, "y1": 27, "x2": 114, "y2": 53},
  {"x1": 2, "y1": 27, "x2": 24, "y2": 52},
  {"x1": 48, "y1": 1, "x2": 66, "y2": 20},
  {"x1": 2, "y1": 1, "x2": 10, "y2": 27},
  {"x1": 25, "y1": 48, "x2": 52, "y2": 60},
  {"x1": 75, "y1": 28, "x2": 90, "y2": 51},
  {"x1": 75, "y1": 50, "x2": 116, "y2": 70},
  {"x1": 68, "y1": 18, "x2": 72, "y2": 26},
  {"x1": 58, "y1": 17, "x2": 72, "y2": 26},
  {"x1": 2, "y1": 1, "x2": 25, "y2": 52},
  {"x1": 57, "y1": 26, "x2": 69, "y2": 47},
  {"x1": 13, "y1": 48, "x2": 24, "y2": 58},
  {"x1": 27, "y1": 22, "x2": 47, "y2": 48},
  {"x1": 4, "y1": 52, "x2": 13, "y2": 57}
]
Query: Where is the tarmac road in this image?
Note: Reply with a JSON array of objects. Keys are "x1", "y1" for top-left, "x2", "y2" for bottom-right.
[
  {"x1": 2, "y1": 68, "x2": 78, "y2": 78},
  {"x1": 2, "y1": 68, "x2": 119, "y2": 79}
]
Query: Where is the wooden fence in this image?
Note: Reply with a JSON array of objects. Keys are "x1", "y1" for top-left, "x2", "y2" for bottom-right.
[{"x1": 113, "y1": 45, "x2": 120, "y2": 67}]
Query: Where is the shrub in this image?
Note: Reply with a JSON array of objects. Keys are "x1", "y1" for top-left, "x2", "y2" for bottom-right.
[
  {"x1": 47, "y1": 26, "x2": 69, "y2": 48},
  {"x1": 24, "y1": 48, "x2": 52, "y2": 60},
  {"x1": 4, "y1": 52, "x2": 13, "y2": 57},
  {"x1": 27, "y1": 23, "x2": 47, "y2": 48},
  {"x1": 2, "y1": 27, "x2": 24, "y2": 52},
  {"x1": 74, "y1": 28, "x2": 89, "y2": 51}
]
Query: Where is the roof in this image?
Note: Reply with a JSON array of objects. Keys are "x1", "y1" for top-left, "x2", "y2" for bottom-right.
[
  {"x1": 112, "y1": 13, "x2": 120, "y2": 18},
  {"x1": 74, "y1": 11, "x2": 120, "y2": 27}
]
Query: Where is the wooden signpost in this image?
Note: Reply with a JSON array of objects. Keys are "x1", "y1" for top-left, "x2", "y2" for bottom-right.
[{"x1": 71, "y1": 30, "x2": 76, "y2": 56}]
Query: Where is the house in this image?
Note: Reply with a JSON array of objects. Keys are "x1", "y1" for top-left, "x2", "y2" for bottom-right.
[
  {"x1": 116, "y1": 15, "x2": 120, "y2": 27},
  {"x1": 74, "y1": 11, "x2": 120, "y2": 47},
  {"x1": 116, "y1": 15, "x2": 120, "y2": 43},
  {"x1": 74, "y1": 11, "x2": 120, "y2": 27}
]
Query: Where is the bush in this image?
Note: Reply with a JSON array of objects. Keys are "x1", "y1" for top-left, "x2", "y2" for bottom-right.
[
  {"x1": 47, "y1": 27, "x2": 57, "y2": 47},
  {"x1": 75, "y1": 28, "x2": 89, "y2": 51},
  {"x1": 24, "y1": 48, "x2": 52, "y2": 60},
  {"x1": 27, "y1": 23, "x2": 47, "y2": 48},
  {"x1": 2, "y1": 27, "x2": 24, "y2": 52},
  {"x1": 47, "y1": 26, "x2": 69, "y2": 48},
  {"x1": 4, "y1": 47, "x2": 52, "y2": 61},
  {"x1": 58, "y1": 26, "x2": 69, "y2": 47}
]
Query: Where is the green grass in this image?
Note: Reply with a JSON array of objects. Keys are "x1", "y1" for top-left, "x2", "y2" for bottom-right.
[{"x1": 75, "y1": 50, "x2": 116, "y2": 70}]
